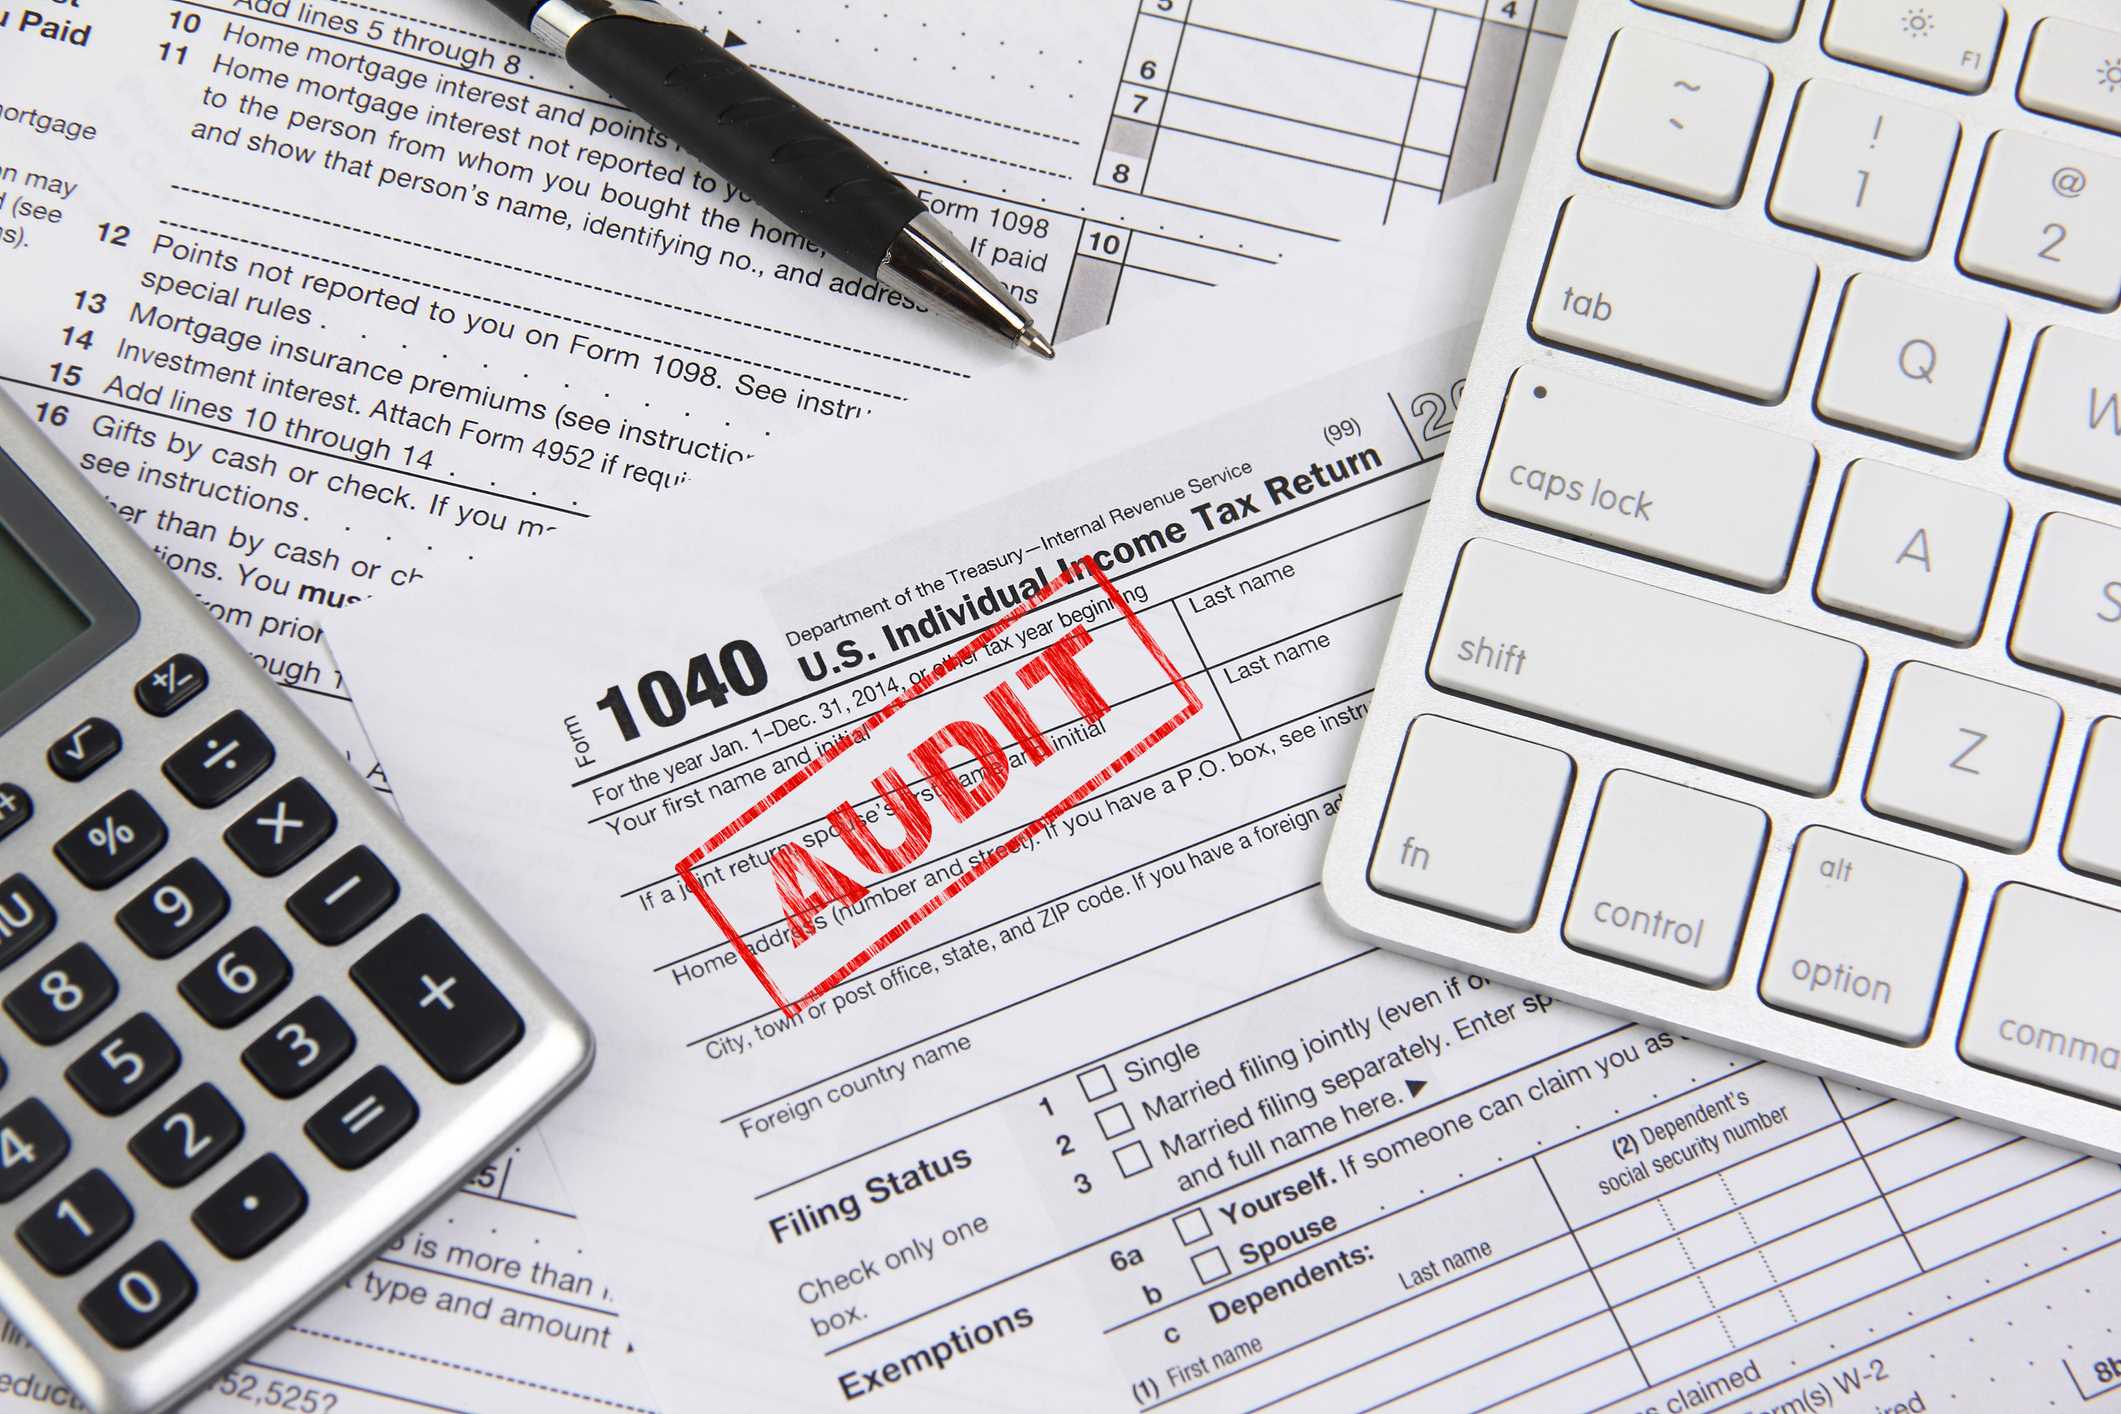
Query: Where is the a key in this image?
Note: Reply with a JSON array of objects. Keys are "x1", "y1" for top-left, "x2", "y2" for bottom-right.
[
  {"x1": 2012, "y1": 513, "x2": 2121, "y2": 688},
  {"x1": 1579, "y1": 28, "x2": 1770, "y2": 206},
  {"x1": 243, "y1": 997, "x2": 355, "y2": 1099},
  {"x1": 2064, "y1": 719, "x2": 2121, "y2": 884},
  {"x1": 1959, "y1": 131, "x2": 2121, "y2": 311},
  {"x1": 223, "y1": 778, "x2": 336, "y2": 878},
  {"x1": 0, "y1": 784, "x2": 29, "y2": 844},
  {"x1": 178, "y1": 928, "x2": 291, "y2": 1029},
  {"x1": 1962, "y1": 885, "x2": 2121, "y2": 1105},
  {"x1": 1430, "y1": 539, "x2": 1867, "y2": 793},
  {"x1": 353, "y1": 915, "x2": 524, "y2": 1083},
  {"x1": 79, "y1": 1241, "x2": 194, "y2": 1349},
  {"x1": 287, "y1": 847, "x2": 399, "y2": 946},
  {"x1": 305, "y1": 1066, "x2": 417, "y2": 1170},
  {"x1": 1531, "y1": 196, "x2": 1818, "y2": 401},
  {"x1": 46, "y1": 718, "x2": 119, "y2": 784},
  {"x1": 6, "y1": 944, "x2": 117, "y2": 1046},
  {"x1": 1365, "y1": 716, "x2": 1573, "y2": 930},
  {"x1": 1768, "y1": 79, "x2": 1960, "y2": 257},
  {"x1": 0, "y1": 1099, "x2": 68, "y2": 1201},
  {"x1": 1562, "y1": 771, "x2": 1767, "y2": 985},
  {"x1": 16, "y1": 1169, "x2": 131, "y2": 1275},
  {"x1": 2018, "y1": 18, "x2": 2121, "y2": 137},
  {"x1": 66, "y1": 1014, "x2": 180, "y2": 1116},
  {"x1": 53, "y1": 791, "x2": 167, "y2": 891},
  {"x1": 116, "y1": 857, "x2": 229, "y2": 960},
  {"x1": 0, "y1": 874, "x2": 56, "y2": 970},
  {"x1": 1477, "y1": 367, "x2": 1815, "y2": 588},
  {"x1": 1759, "y1": 827, "x2": 1965, "y2": 1044},
  {"x1": 162, "y1": 710, "x2": 274, "y2": 809},
  {"x1": 2008, "y1": 326, "x2": 2121, "y2": 499},
  {"x1": 1633, "y1": 0, "x2": 1799, "y2": 41},
  {"x1": 192, "y1": 1154, "x2": 306, "y2": 1260},
  {"x1": 129, "y1": 1084, "x2": 243, "y2": 1187},
  {"x1": 1816, "y1": 275, "x2": 2008, "y2": 455},
  {"x1": 1865, "y1": 663, "x2": 2059, "y2": 851},
  {"x1": 1815, "y1": 459, "x2": 2009, "y2": 642},
  {"x1": 1823, "y1": 0, "x2": 2003, "y2": 92},
  {"x1": 133, "y1": 654, "x2": 207, "y2": 718}
]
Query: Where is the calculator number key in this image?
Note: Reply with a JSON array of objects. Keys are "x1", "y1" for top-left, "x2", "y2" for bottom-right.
[
  {"x1": 80, "y1": 1241, "x2": 195, "y2": 1349},
  {"x1": 287, "y1": 846, "x2": 399, "y2": 945},
  {"x1": 179, "y1": 928, "x2": 291, "y2": 1029},
  {"x1": 6, "y1": 944, "x2": 117, "y2": 1046},
  {"x1": 47, "y1": 718, "x2": 120, "y2": 783},
  {"x1": 163, "y1": 710, "x2": 274, "y2": 809},
  {"x1": 193, "y1": 1153, "x2": 306, "y2": 1260},
  {"x1": 306, "y1": 1066, "x2": 417, "y2": 1170},
  {"x1": 17, "y1": 1169, "x2": 131, "y2": 1275},
  {"x1": 243, "y1": 997, "x2": 354, "y2": 1098},
  {"x1": 67, "y1": 1014, "x2": 181, "y2": 1116},
  {"x1": 53, "y1": 791, "x2": 167, "y2": 891},
  {"x1": 354, "y1": 915, "x2": 523, "y2": 1083},
  {"x1": 116, "y1": 858, "x2": 228, "y2": 960},
  {"x1": 0, "y1": 874, "x2": 57, "y2": 970},
  {"x1": 129, "y1": 1085, "x2": 242, "y2": 1187},
  {"x1": 224, "y1": 778, "x2": 336, "y2": 878},
  {"x1": 0, "y1": 1099, "x2": 69, "y2": 1201}
]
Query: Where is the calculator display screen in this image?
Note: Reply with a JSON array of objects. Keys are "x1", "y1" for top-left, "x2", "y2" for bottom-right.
[{"x1": 0, "y1": 520, "x2": 89, "y2": 694}]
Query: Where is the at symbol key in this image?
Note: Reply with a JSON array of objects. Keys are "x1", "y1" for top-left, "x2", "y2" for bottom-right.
[{"x1": 352, "y1": 915, "x2": 523, "y2": 1083}]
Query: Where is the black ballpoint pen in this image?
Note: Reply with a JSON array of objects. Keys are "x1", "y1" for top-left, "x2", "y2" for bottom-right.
[{"x1": 477, "y1": 0, "x2": 1055, "y2": 358}]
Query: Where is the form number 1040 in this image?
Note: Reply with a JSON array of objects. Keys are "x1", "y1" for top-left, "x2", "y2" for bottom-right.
[{"x1": 593, "y1": 643, "x2": 770, "y2": 742}]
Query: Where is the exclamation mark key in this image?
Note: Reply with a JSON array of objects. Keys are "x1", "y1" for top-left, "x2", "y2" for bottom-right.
[{"x1": 305, "y1": 1066, "x2": 419, "y2": 1169}]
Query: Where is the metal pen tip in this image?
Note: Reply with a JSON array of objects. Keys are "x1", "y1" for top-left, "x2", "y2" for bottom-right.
[{"x1": 1020, "y1": 326, "x2": 1056, "y2": 360}]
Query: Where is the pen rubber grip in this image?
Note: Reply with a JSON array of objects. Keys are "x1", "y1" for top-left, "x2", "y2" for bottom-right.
[{"x1": 565, "y1": 19, "x2": 923, "y2": 275}]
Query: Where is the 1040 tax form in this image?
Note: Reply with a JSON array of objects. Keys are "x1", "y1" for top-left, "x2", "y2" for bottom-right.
[{"x1": 329, "y1": 212, "x2": 2121, "y2": 1412}]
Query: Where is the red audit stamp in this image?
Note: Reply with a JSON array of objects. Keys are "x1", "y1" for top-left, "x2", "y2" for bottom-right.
[{"x1": 676, "y1": 556, "x2": 1203, "y2": 1017}]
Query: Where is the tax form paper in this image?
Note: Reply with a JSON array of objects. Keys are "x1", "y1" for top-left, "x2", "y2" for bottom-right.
[{"x1": 332, "y1": 208, "x2": 2121, "y2": 1410}]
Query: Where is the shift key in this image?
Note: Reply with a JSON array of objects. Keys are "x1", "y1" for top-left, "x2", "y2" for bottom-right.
[
  {"x1": 1532, "y1": 196, "x2": 1819, "y2": 401},
  {"x1": 1430, "y1": 540, "x2": 1867, "y2": 794}
]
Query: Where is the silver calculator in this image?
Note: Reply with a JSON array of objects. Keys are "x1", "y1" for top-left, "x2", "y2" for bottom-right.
[{"x1": 0, "y1": 394, "x2": 593, "y2": 1413}]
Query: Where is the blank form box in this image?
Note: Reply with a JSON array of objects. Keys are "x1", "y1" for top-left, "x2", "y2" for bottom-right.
[
  {"x1": 1191, "y1": 1246, "x2": 1230, "y2": 1283},
  {"x1": 1078, "y1": 1064, "x2": 1116, "y2": 1101},
  {"x1": 1422, "y1": 12, "x2": 1481, "y2": 84},
  {"x1": 1173, "y1": 1209, "x2": 1212, "y2": 1245},
  {"x1": 1114, "y1": 1141, "x2": 1153, "y2": 1178},
  {"x1": 1096, "y1": 1103, "x2": 1135, "y2": 1139}
]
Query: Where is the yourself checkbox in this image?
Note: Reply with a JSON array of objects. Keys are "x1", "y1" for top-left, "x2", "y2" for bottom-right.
[
  {"x1": 1078, "y1": 1064, "x2": 1116, "y2": 1101},
  {"x1": 1113, "y1": 1140, "x2": 1152, "y2": 1177},
  {"x1": 1096, "y1": 1102, "x2": 1134, "y2": 1139},
  {"x1": 1172, "y1": 1208, "x2": 1212, "y2": 1245},
  {"x1": 1191, "y1": 1246, "x2": 1230, "y2": 1282}
]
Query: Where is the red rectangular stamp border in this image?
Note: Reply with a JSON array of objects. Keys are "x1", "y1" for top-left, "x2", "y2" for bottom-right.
[{"x1": 674, "y1": 556, "x2": 1204, "y2": 1018}]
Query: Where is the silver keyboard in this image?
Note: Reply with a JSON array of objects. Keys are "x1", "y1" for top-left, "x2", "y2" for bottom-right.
[{"x1": 1323, "y1": 0, "x2": 2121, "y2": 1159}]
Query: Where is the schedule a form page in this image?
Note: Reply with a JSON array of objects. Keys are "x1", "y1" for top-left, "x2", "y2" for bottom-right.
[{"x1": 0, "y1": 3, "x2": 1555, "y2": 1408}]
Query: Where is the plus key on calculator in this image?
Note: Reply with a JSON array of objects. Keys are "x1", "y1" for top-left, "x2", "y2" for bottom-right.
[{"x1": 0, "y1": 396, "x2": 590, "y2": 1412}]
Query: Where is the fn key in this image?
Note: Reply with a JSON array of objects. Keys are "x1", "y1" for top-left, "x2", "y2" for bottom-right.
[{"x1": 352, "y1": 916, "x2": 522, "y2": 1082}]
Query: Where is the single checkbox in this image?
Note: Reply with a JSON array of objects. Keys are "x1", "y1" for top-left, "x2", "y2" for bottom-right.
[
  {"x1": 1096, "y1": 1102, "x2": 1134, "y2": 1139},
  {"x1": 1114, "y1": 1140, "x2": 1152, "y2": 1177},
  {"x1": 1191, "y1": 1246, "x2": 1230, "y2": 1282},
  {"x1": 1172, "y1": 1208, "x2": 1212, "y2": 1244},
  {"x1": 1078, "y1": 1064, "x2": 1116, "y2": 1101}
]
